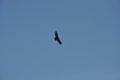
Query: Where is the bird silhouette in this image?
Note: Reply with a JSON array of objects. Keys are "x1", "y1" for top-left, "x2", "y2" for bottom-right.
[{"x1": 54, "y1": 31, "x2": 62, "y2": 45}]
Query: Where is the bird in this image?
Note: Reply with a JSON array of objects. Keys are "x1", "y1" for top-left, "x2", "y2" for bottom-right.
[{"x1": 54, "y1": 31, "x2": 62, "y2": 45}]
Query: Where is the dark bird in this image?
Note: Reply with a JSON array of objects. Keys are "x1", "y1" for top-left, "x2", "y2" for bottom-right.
[{"x1": 54, "y1": 31, "x2": 62, "y2": 45}]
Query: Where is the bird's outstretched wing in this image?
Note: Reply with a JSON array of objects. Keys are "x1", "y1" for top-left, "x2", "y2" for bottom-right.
[{"x1": 54, "y1": 31, "x2": 62, "y2": 45}]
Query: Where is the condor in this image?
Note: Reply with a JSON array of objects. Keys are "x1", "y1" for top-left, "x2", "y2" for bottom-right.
[{"x1": 54, "y1": 31, "x2": 62, "y2": 45}]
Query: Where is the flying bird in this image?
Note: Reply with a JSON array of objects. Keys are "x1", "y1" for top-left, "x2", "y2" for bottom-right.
[{"x1": 54, "y1": 31, "x2": 62, "y2": 45}]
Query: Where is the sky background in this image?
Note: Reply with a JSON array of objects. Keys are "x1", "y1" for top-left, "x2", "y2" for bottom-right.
[{"x1": 0, "y1": 0, "x2": 120, "y2": 80}]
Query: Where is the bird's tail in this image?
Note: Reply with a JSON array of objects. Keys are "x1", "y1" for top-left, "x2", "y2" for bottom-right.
[{"x1": 54, "y1": 37, "x2": 57, "y2": 40}]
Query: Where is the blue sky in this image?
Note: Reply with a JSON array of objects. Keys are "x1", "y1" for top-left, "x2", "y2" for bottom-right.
[{"x1": 0, "y1": 0, "x2": 120, "y2": 80}]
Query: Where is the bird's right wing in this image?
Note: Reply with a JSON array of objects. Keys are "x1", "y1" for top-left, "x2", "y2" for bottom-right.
[{"x1": 57, "y1": 38, "x2": 62, "y2": 45}]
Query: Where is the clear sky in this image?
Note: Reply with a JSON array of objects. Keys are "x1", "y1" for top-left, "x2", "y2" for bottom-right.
[{"x1": 0, "y1": 0, "x2": 120, "y2": 80}]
